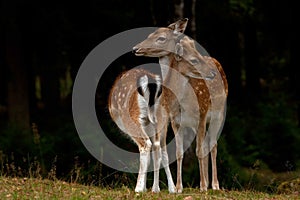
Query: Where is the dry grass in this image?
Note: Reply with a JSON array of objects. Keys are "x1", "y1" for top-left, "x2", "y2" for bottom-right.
[{"x1": 0, "y1": 176, "x2": 299, "y2": 200}]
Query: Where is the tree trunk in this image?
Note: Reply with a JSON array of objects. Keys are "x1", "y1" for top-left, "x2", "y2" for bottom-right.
[
  {"x1": 0, "y1": 23, "x2": 6, "y2": 110},
  {"x1": 173, "y1": 0, "x2": 184, "y2": 20},
  {"x1": 40, "y1": 60, "x2": 61, "y2": 116},
  {"x1": 190, "y1": 0, "x2": 197, "y2": 40},
  {"x1": 3, "y1": 1, "x2": 30, "y2": 130},
  {"x1": 244, "y1": 16, "x2": 261, "y2": 101},
  {"x1": 289, "y1": 2, "x2": 299, "y2": 127}
]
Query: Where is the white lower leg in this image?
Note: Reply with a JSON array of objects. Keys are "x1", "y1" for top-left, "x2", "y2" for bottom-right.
[
  {"x1": 161, "y1": 148, "x2": 176, "y2": 193},
  {"x1": 135, "y1": 140, "x2": 152, "y2": 193},
  {"x1": 152, "y1": 141, "x2": 161, "y2": 193}
]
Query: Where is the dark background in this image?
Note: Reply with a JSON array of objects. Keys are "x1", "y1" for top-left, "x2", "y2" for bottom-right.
[{"x1": 0, "y1": 0, "x2": 299, "y2": 191}]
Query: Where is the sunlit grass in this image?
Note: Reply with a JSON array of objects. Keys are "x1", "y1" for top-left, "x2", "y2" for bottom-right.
[{"x1": 0, "y1": 176, "x2": 299, "y2": 200}]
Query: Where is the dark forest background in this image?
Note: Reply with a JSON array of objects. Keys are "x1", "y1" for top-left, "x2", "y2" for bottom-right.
[{"x1": 0, "y1": 0, "x2": 299, "y2": 191}]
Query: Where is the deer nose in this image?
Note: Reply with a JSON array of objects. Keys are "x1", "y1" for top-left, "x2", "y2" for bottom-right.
[{"x1": 132, "y1": 46, "x2": 138, "y2": 54}]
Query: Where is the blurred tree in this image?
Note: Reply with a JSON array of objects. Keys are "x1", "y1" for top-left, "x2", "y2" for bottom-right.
[
  {"x1": 2, "y1": 1, "x2": 30, "y2": 130},
  {"x1": 243, "y1": 15, "x2": 261, "y2": 101},
  {"x1": 174, "y1": 0, "x2": 184, "y2": 19},
  {"x1": 288, "y1": 1, "x2": 299, "y2": 127},
  {"x1": 190, "y1": 0, "x2": 197, "y2": 39},
  {"x1": 0, "y1": 16, "x2": 6, "y2": 113},
  {"x1": 36, "y1": 5, "x2": 63, "y2": 116}
]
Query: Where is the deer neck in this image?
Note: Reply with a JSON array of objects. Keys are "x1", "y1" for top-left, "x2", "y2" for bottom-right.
[
  {"x1": 159, "y1": 55, "x2": 189, "y2": 102},
  {"x1": 159, "y1": 56, "x2": 170, "y2": 81},
  {"x1": 159, "y1": 55, "x2": 183, "y2": 81}
]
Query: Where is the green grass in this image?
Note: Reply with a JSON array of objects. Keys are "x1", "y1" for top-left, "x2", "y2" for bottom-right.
[{"x1": 0, "y1": 176, "x2": 299, "y2": 200}]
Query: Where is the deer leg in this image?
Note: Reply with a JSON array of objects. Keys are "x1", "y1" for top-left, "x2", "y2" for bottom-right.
[
  {"x1": 211, "y1": 144, "x2": 219, "y2": 190},
  {"x1": 151, "y1": 136, "x2": 162, "y2": 193},
  {"x1": 198, "y1": 154, "x2": 209, "y2": 191},
  {"x1": 171, "y1": 120, "x2": 184, "y2": 193},
  {"x1": 196, "y1": 116, "x2": 209, "y2": 192},
  {"x1": 160, "y1": 124, "x2": 176, "y2": 193},
  {"x1": 206, "y1": 107, "x2": 225, "y2": 190},
  {"x1": 134, "y1": 137, "x2": 152, "y2": 193}
]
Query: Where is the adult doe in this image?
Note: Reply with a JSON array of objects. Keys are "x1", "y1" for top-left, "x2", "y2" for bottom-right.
[{"x1": 133, "y1": 19, "x2": 228, "y2": 192}]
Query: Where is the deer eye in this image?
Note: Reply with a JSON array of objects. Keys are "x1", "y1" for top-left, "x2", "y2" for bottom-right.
[
  {"x1": 156, "y1": 36, "x2": 166, "y2": 43},
  {"x1": 190, "y1": 58, "x2": 199, "y2": 65}
]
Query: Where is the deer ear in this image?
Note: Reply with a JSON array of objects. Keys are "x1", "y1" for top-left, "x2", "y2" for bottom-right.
[
  {"x1": 168, "y1": 18, "x2": 188, "y2": 34},
  {"x1": 175, "y1": 43, "x2": 183, "y2": 61},
  {"x1": 186, "y1": 36, "x2": 196, "y2": 49}
]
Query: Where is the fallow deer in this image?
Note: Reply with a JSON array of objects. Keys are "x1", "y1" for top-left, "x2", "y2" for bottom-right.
[
  {"x1": 108, "y1": 68, "x2": 176, "y2": 193},
  {"x1": 133, "y1": 18, "x2": 228, "y2": 192}
]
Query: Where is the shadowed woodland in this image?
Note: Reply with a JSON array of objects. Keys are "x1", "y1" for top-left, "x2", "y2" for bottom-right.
[{"x1": 0, "y1": 0, "x2": 299, "y2": 192}]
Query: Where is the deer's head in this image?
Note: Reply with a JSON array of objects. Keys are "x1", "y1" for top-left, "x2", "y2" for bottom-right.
[
  {"x1": 175, "y1": 36, "x2": 216, "y2": 80},
  {"x1": 133, "y1": 18, "x2": 188, "y2": 57}
]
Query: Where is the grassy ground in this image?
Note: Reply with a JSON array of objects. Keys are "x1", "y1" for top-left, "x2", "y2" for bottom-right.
[{"x1": 0, "y1": 177, "x2": 299, "y2": 200}]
